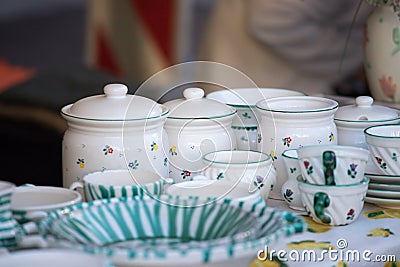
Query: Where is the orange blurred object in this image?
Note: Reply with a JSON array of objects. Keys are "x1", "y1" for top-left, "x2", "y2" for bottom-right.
[{"x1": 0, "y1": 60, "x2": 35, "y2": 93}]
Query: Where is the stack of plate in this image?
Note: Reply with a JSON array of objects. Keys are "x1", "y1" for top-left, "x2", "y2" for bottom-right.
[{"x1": 365, "y1": 173, "x2": 400, "y2": 209}]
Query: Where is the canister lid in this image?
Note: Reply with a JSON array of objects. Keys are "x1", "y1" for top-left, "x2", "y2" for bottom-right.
[
  {"x1": 163, "y1": 87, "x2": 236, "y2": 119},
  {"x1": 62, "y1": 83, "x2": 166, "y2": 120},
  {"x1": 334, "y1": 96, "x2": 400, "y2": 122}
]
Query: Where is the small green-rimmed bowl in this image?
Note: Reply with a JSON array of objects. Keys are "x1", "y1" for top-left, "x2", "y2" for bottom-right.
[
  {"x1": 365, "y1": 124, "x2": 400, "y2": 176},
  {"x1": 298, "y1": 176, "x2": 369, "y2": 226}
]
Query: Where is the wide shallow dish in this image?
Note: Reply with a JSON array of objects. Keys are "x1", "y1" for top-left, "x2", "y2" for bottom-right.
[
  {"x1": 367, "y1": 189, "x2": 400, "y2": 199},
  {"x1": 365, "y1": 196, "x2": 400, "y2": 209},
  {"x1": 368, "y1": 182, "x2": 400, "y2": 191},
  {"x1": 39, "y1": 196, "x2": 305, "y2": 267},
  {"x1": 364, "y1": 124, "x2": 400, "y2": 175},
  {"x1": 166, "y1": 179, "x2": 264, "y2": 209},
  {"x1": 365, "y1": 173, "x2": 400, "y2": 184}
]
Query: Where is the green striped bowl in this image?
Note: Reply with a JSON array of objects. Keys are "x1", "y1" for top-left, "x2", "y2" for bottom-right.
[{"x1": 39, "y1": 195, "x2": 305, "y2": 266}]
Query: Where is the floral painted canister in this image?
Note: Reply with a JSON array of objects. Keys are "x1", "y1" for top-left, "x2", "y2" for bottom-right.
[
  {"x1": 163, "y1": 88, "x2": 237, "y2": 182},
  {"x1": 256, "y1": 96, "x2": 338, "y2": 200},
  {"x1": 61, "y1": 83, "x2": 169, "y2": 188}
]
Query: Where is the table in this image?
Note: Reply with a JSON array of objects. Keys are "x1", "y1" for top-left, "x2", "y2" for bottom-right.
[{"x1": 248, "y1": 199, "x2": 400, "y2": 267}]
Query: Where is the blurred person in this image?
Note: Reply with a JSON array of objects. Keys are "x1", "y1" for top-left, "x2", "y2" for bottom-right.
[{"x1": 198, "y1": 0, "x2": 373, "y2": 96}]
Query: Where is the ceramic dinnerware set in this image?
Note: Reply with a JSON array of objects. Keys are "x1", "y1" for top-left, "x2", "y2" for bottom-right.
[
  {"x1": 3, "y1": 84, "x2": 399, "y2": 265},
  {"x1": 0, "y1": 84, "x2": 310, "y2": 267}
]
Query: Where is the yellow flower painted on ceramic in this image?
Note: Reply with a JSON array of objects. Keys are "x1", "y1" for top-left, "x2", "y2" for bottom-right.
[
  {"x1": 366, "y1": 227, "x2": 394, "y2": 237},
  {"x1": 269, "y1": 150, "x2": 277, "y2": 161},
  {"x1": 383, "y1": 260, "x2": 400, "y2": 267},
  {"x1": 286, "y1": 240, "x2": 334, "y2": 250},
  {"x1": 365, "y1": 209, "x2": 400, "y2": 219},
  {"x1": 302, "y1": 215, "x2": 333, "y2": 233},
  {"x1": 169, "y1": 145, "x2": 177, "y2": 156}
]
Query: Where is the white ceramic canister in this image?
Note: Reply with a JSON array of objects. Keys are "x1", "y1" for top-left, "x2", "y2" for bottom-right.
[
  {"x1": 61, "y1": 83, "x2": 169, "y2": 188},
  {"x1": 163, "y1": 88, "x2": 237, "y2": 182},
  {"x1": 256, "y1": 96, "x2": 338, "y2": 199},
  {"x1": 334, "y1": 96, "x2": 400, "y2": 173}
]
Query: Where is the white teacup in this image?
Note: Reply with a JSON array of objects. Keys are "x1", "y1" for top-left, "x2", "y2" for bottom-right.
[
  {"x1": 0, "y1": 249, "x2": 112, "y2": 267},
  {"x1": 70, "y1": 170, "x2": 173, "y2": 201},
  {"x1": 166, "y1": 179, "x2": 264, "y2": 209},
  {"x1": 11, "y1": 185, "x2": 82, "y2": 225},
  {"x1": 201, "y1": 150, "x2": 276, "y2": 202}
]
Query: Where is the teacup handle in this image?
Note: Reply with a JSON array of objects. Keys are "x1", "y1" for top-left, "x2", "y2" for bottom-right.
[
  {"x1": 313, "y1": 192, "x2": 332, "y2": 224},
  {"x1": 69, "y1": 181, "x2": 84, "y2": 191}
]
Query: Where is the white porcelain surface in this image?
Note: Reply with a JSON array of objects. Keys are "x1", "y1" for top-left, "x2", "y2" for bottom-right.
[
  {"x1": 281, "y1": 149, "x2": 304, "y2": 210},
  {"x1": 298, "y1": 177, "x2": 369, "y2": 226},
  {"x1": 369, "y1": 182, "x2": 400, "y2": 191},
  {"x1": 70, "y1": 170, "x2": 172, "y2": 201},
  {"x1": 163, "y1": 88, "x2": 237, "y2": 181},
  {"x1": 297, "y1": 145, "x2": 369, "y2": 185},
  {"x1": 365, "y1": 196, "x2": 400, "y2": 209},
  {"x1": 368, "y1": 189, "x2": 400, "y2": 199},
  {"x1": 365, "y1": 173, "x2": 400, "y2": 184},
  {"x1": 0, "y1": 249, "x2": 112, "y2": 267},
  {"x1": 166, "y1": 179, "x2": 264, "y2": 208},
  {"x1": 364, "y1": 5, "x2": 400, "y2": 103},
  {"x1": 206, "y1": 88, "x2": 305, "y2": 150},
  {"x1": 201, "y1": 150, "x2": 276, "y2": 202},
  {"x1": 365, "y1": 124, "x2": 400, "y2": 175},
  {"x1": 256, "y1": 96, "x2": 338, "y2": 199},
  {"x1": 11, "y1": 186, "x2": 82, "y2": 224},
  {"x1": 61, "y1": 83, "x2": 170, "y2": 188}
]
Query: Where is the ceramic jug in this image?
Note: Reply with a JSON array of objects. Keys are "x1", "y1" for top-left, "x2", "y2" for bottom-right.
[
  {"x1": 61, "y1": 83, "x2": 169, "y2": 188},
  {"x1": 256, "y1": 96, "x2": 338, "y2": 199}
]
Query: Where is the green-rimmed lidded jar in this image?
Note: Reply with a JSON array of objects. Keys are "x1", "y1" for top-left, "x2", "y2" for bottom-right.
[
  {"x1": 163, "y1": 88, "x2": 237, "y2": 182},
  {"x1": 61, "y1": 83, "x2": 170, "y2": 188}
]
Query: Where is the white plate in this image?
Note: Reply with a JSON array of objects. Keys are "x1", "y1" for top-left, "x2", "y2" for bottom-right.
[
  {"x1": 369, "y1": 182, "x2": 400, "y2": 191},
  {"x1": 365, "y1": 173, "x2": 400, "y2": 184},
  {"x1": 367, "y1": 189, "x2": 400, "y2": 199},
  {"x1": 365, "y1": 196, "x2": 400, "y2": 209}
]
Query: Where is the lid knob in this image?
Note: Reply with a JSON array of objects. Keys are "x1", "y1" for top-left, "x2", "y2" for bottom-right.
[
  {"x1": 355, "y1": 96, "x2": 373, "y2": 107},
  {"x1": 183, "y1": 88, "x2": 205, "y2": 100},
  {"x1": 104, "y1": 83, "x2": 128, "y2": 98}
]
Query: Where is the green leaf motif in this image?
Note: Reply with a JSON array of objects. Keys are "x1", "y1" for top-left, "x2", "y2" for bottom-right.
[{"x1": 392, "y1": 27, "x2": 400, "y2": 56}]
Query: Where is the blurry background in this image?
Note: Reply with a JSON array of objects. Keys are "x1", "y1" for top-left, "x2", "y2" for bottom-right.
[
  {"x1": 0, "y1": 0, "x2": 214, "y2": 187},
  {"x1": 0, "y1": 0, "x2": 369, "y2": 187}
]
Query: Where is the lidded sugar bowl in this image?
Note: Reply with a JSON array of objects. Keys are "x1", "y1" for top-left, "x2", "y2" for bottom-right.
[
  {"x1": 334, "y1": 96, "x2": 400, "y2": 148},
  {"x1": 61, "y1": 83, "x2": 169, "y2": 188},
  {"x1": 163, "y1": 87, "x2": 237, "y2": 182}
]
